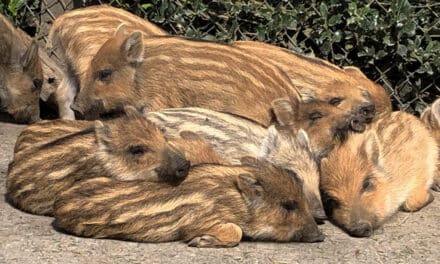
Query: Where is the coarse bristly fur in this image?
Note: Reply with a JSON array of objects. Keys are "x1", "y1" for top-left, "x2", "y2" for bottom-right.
[
  {"x1": 320, "y1": 111, "x2": 438, "y2": 237},
  {"x1": 47, "y1": 5, "x2": 167, "y2": 119},
  {"x1": 420, "y1": 97, "x2": 440, "y2": 191},
  {"x1": 53, "y1": 158, "x2": 325, "y2": 247},
  {"x1": 71, "y1": 26, "x2": 302, "y2": 126},
  {"x1": 145, "y1": 99, "x2": 364, "y2": 222},
  {"x1": 234, "y1": 41, "x2": 391, "y2": 120},
  {"x1": 6, "y1": 106, "x2": 190, "y2": 216},
  {"x1": 0, "y1": 14, "x2": 43, "y2": 123}
]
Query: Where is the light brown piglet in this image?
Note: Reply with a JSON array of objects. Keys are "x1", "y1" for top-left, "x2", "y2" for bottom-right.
[
  {"x1": 320, "y1": 111, "x2": 437, "y2": 237},
  {"x1": 53, "y1": 159, "x2": 325, "y2": 247},
  {"x1": 420, "y1": 98, "x2": 440, "y2": 191},
  {"x1": 6, "y1": 107, "x2": 190, "y2": 216}
]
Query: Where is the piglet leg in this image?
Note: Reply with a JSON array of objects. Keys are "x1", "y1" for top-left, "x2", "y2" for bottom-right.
[
  {"x1": 401, "y1": 184, "x2": 434, "y2": 212},
  {"x1": 187, "y1": 223, "x2": 242, "y2": 248}
]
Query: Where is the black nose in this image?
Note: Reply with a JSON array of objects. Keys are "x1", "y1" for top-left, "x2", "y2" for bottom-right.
[
  {"x1": 359, "y1": 104, "x2": 375, "y2": 122},
  {"x1": 350, "y1": 118, "x2": 366, "y2": 132},
  {"x1": 175, "y1": 159, "x2": 191, "y2": 179},
  {"x1": 348, "y1": 221, "x2": 373, "y2": 237}
]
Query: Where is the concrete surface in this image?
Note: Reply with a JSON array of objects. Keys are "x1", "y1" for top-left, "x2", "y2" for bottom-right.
[{"x1": 0, "y1": 121, "x2": 439, "y2": 264}]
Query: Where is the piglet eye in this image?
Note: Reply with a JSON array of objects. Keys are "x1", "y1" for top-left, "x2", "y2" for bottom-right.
[
  {"x1": 309, "y1": 112, "x2": 323, "y2": 122},
  {"x1": 321, "y1": 192, "x2": 340, "y2": 215},
  {"x1": 329, "y1": 97, "x2": 343, "y2": 106},
  {"x1": 361, "y1": 176, "x2": 375, "y2": 192},
  {"x1": 32, "y1": 79, "x2": 42, "y2": 91},
  {"x1": 282, "y1": 200, "x2": 298, "y2": 211},
  {"x1": 97, "y1": 69, "x2": 113, "y2": 82},
  {"x1": 128, "y1": 145, "x2": 150, "y2": 156}
]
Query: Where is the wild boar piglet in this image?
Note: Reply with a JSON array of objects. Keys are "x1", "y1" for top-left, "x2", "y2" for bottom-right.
[
  {"x1": 53, "y1": 158, "x2": 324, "y2": 247},
  {"x1": 320, "y1": 111, "x2": 437, "y2": 237},
  {"x1": 0, "y1": 14, "x2": 43, "y2": 123},
  {"x1": 146, "y1": 95, "x2": 364, "y2": 223},
  {"x1": 71, "y1": 26, "x2": 302, "y2": 126},
  {"x1": 234, "y1": 41, "x2": 391, "y2": 119},
  {"x1": 47, "y1": 5, "x2": 166, "y2": 118},
  {"x1": 6, "y1": 106, "x2": 189, "y2": 216}
]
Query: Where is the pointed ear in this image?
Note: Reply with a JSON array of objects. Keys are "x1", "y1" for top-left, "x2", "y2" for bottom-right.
[
  {"x1": 420, "y1": 106, "x2": 431, "y2": 125},
  {"x1": 240, "y1": 156, "x2": 260, "y2": 167},
  {"x1": 114, "y1": 23, "x2": 127, "y2": 37},
  {"x1": 95, "y1": 120, "x2": 112, "y2": 149},
  {"x1": 296, "y1": 129, "x2": 312, "y2": 152},
  {"x1": 21, "y1": 40, "x2": 39, "y2": 71},
  {"x1": 236, "y1": 173, "x2": 264, "y2": 201},
  {"x1": 343, "y1": 66, "x2": 368, "y2": 79},
  {"x1": 360, "y1": 132, "x2": 379, "y2": 165},
  {"x1": 179, "y1": 130, "x2": 202, "y2": 141},
  {"x1": 259, "y1": 125, "x2": 279, "y2": 158},
  {"x1": 271, "y1": 98, "x2": 297, "y2": 126},
  {"x1": 428, "y1": 99, "x2": 440, "y2": 129},
  {"x1": 124, "y1": 105, "x2": 142, "y2": 119},
  {"x1": 121, "y1": 31, "x2": 144, "y2": 64}
]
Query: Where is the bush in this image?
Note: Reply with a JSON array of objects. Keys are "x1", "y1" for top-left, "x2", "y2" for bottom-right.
[{"x1": 3, "y1": 0, "x2": 439, "y2": 114}]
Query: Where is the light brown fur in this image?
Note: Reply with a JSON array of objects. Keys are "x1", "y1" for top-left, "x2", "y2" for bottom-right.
[
  {"x1": 234, "y1": 41, "x2": 391, "y2": 119},
  {"x1": 0, "y1": 14, "x2": 43, "y2": 123},
  {"x1": 320, "y1": 111, "x2": 437, "y2": 237},
  {"x1": 6, "y1": 107, "x2": 189, "y2": 216},
  {"x1": 72, "y1": 27, "x2": 305, "y2": 126},
  {"x1": 420, "y1": 98, "x2": 440, "y2": 191},
  {"x1": 146, "y1": 98, "x2": 365, "y2": 222},
  {"x1": 47, "y1": 5, "x2": 167, "y2": 118},
  {"x1": 53, "y1": 160, "x2": 324, "y2": 247}
]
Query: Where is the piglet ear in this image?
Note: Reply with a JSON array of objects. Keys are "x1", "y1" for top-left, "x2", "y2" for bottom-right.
[
  {"x1": 271, "y1": 97, "x2": 297, "y2": 126},
  {"x1": 236, "y1": 173, "x2": 264, "y2": 202},
  {"x1": 114, "y1": 23, "x2": 127, "y2": 37},
  {"x1": 94, "y1": 120, "x2": 112, "y2": 149},
  {"x1": 422, "y1": 99, "x2": 440, "y2": 130},
  {"x1": 431, "y1": 99, "x2": 440, "y2": 128},
  {"x1": 121, "y1": 31, "x2": 144, "y2": 64},
  {"x1": 21, "y1": 40, "x2": 39, "y2": 71}
]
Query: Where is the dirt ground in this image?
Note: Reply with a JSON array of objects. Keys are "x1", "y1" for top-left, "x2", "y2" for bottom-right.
[{"x1": 0, "y1": 121, "x2": 439, "y2": 264}]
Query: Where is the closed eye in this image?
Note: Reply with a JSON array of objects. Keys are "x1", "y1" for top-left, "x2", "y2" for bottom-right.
[
  {"x1": 32, "y1": 79, "x2": 43, "y2": 92},
  {"x1": 309, "y1": 112, "x2": 324, "y2": 122},
  {"x1": 96, "y1": 69, "x2": 113, "y2": 82},
  {"x1": 282, "y1": 200, "x2": 298, "y2": 211},
  {"x1": 128, "y1": 145, "x2": 150, "y2": 156},
  {"x1": 361, "y1": 175, "x2": 375, "y2": 192},
  {"x1": 329, "y1": 97, "x2": 343, "y2": 106},
  {"x1": 321, "y1": 192, "x2": 340, "y2": 216}
]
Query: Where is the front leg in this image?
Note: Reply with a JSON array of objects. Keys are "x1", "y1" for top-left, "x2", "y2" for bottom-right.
[{"x1": 187, "y1": 223, "x2": 242, "y2": 248}]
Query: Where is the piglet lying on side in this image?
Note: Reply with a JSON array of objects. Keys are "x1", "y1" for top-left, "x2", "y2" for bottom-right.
[
  {"x1": 6, "y1": 107, "x2": 189, "y2": 216},
  {"x1": 53, "y1": 157, "x2": 324, "y2": 247}
]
